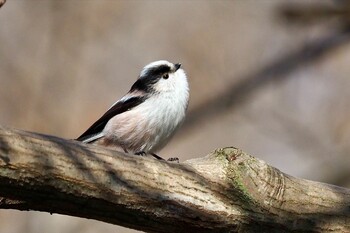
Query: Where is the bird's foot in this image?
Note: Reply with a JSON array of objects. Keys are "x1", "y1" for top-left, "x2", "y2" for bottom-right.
[
  {"x1": 167, "y1": 157, "x2": 179, "y2": 163},
  {"x1": 135, "y1": 152, "x2": 179, "y2": 162},
  {"x1": 151, "y1": 153, "x2": 179, "y2": 162},
  {"x1": 135, "y1": 151, "x2": 147, "y2": 156}
]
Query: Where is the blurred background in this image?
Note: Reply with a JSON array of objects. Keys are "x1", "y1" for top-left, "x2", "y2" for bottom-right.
[{"x1": 1, "y1": 0, "x2": 350, "y2": 232}]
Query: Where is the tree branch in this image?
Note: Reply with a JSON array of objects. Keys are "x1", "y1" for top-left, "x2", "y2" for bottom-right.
[{"x1": 0, "y1": 126, "x2": 349, "y2": 232}]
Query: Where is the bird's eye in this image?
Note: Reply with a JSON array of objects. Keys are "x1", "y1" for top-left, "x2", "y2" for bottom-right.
[{"x1": 163, "y1": 74, "x2": 169, "y2": 79}]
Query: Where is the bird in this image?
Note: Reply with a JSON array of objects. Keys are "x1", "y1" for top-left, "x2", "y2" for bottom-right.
[{"x1": 76, "y1": 60, "x2": 189, "y2": 160}]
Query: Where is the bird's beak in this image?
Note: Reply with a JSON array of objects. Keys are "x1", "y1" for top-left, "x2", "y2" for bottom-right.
[{"x1": 174, "y1": 63, "x2": 181, "y2": 71}]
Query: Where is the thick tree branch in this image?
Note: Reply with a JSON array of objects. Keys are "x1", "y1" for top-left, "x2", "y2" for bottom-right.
[{"x1": 0, "y1": 126, "x2": 349, "y2": 232}]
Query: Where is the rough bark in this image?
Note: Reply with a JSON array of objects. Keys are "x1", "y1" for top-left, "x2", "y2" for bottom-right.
[{"x1": 0, "y1": 126, "x2": 349, "y2": 233}]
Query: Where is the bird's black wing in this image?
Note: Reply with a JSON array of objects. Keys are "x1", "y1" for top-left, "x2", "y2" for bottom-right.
[{"x1": 76, "y1": 96, "x2": 146, "y2": 142}]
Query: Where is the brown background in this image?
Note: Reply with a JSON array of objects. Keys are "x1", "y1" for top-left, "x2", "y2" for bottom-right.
[{"x1": 1, "y1": 0, "x2": 350, "y2": 232}]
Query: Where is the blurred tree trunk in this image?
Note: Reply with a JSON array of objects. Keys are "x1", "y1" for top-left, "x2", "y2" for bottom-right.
[
  {"x1": 0, "y1": 0, "x2": 5, "y2": 8},
  {"x1": 0, "y1": 126, "x2": 349, "y2": 233}
]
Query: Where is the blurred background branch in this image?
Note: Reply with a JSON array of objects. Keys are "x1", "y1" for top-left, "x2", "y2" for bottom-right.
[
  {"x1": 279, "y1": 2, "x2": 350, "y2": 25},
  {"x1": 184, "y1": 1, "x2": 350, "y2": 133},
  {"x1": 0, "y1": 0, "x2": 5, "y2": 8},
  {"x1": 183, "y1": 25, "x2": 350, "y2": 133}
]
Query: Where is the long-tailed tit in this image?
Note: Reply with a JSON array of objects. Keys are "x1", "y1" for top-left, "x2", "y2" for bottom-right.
[{"x1": 76, "y1": 60, "x2": 189, "y2": 159}]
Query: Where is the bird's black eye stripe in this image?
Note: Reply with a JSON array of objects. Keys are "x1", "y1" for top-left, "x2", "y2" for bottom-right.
[
  {"x1": 131, "y1": 64, "x2": 173, "y2": 92},
  {"x1": 144, "y1": 65, "x2": 171, "y2": 77}
]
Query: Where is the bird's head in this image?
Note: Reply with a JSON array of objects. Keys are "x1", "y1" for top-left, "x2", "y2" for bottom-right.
[{"x1": 131, "y1": 60, "x2": 189, "y2": 95}]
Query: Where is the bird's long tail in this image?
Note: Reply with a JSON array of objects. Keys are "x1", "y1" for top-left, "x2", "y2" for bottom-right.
[{"x1": 76, "y1": 132, "x2": 104, "y2": 143}]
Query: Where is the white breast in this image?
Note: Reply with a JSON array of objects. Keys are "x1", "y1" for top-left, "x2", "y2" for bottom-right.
[{"x1": 103, "y1": 69, "x2": 189, "y2": 153}]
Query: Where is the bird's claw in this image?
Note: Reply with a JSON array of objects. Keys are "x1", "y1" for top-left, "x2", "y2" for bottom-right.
[
  {"x1": 135, "y1": 151, "x2": 147, "y2": 156},
  {"x1": 135, "y1": 152, "x2": 179, "y2": 163},
  {"x1": 167, "y1": 157, "x2": 179, "y2": 163}
]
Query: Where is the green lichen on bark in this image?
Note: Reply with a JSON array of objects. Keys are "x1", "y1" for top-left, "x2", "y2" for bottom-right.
[{"x1": 213, "y1": 147, "x2": 257, "y2": 208}]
